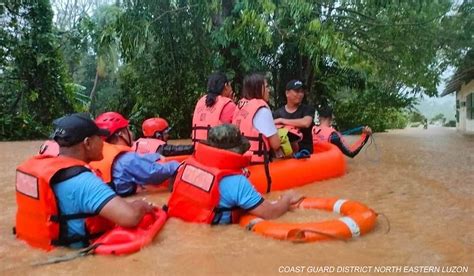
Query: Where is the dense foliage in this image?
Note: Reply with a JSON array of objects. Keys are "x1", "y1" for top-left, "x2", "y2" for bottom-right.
[
  {"x1": 1, "y1": 0, "x2": 472, "y2": 140},
  {"x1": 1, "y1": 0, "x2": 75, "y2": 139}
]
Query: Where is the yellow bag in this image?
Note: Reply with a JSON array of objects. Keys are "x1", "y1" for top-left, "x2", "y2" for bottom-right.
[{"x1": 277, "y1": 128, "x2": 293, "y2": 157}]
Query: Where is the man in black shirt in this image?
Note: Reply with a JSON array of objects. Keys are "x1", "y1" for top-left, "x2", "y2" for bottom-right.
[{"x1": 273, "y1": 80, "x2": 315, "y2": 153}]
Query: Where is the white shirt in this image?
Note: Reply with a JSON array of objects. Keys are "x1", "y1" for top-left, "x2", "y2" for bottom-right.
[{"x1": 253, "y1": 107, "x2": 277, "y2": 137}]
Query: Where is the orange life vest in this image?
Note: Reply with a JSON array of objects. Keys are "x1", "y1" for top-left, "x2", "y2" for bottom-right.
[
  {"x1": 191, "y1": 95, "x2": 233, "y2": 142},
  {"x1": 167, "y1": 142, "x2": 250, "y2": 224},
  {"x1": 15, "y1": 155, "x2": 113, "y2": 251},
  {"x1": 132, "y1": 138, "x2": 166, "y2": 154},
  {"x1": 89, "y1": 142, "x2": 131, "y2": 184},
  {"x1": 232, "y1": 98, "x2": 271, "y2": 163},
  {"x1": 39, "y1": 140, "x2": 60, "y2": 156},
  {"x1": 313, "y1": 125, "x2": 368, "y2": 157},
  {"x1": 312, "y1": 125, "x2": 335, "y2": 143}
]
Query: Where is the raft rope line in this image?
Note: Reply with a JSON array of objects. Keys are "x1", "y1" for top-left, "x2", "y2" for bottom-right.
[
  {"x1": 364, "y1": 134, "x2": 381, "y2": 163},
  {"x1": 378, "y1": 212, "x2": 391, "y2": 234},
  {"x1": 31, "y1": 243, "x2": 103, "y2": 267},
  {"x1": 340, "y1": 126, "x2": 380, "y2": 163}
]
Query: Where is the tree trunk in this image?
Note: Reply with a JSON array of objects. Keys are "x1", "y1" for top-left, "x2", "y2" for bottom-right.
[{"x1": 89, "y1": 68, "x2": 100, "y2": 114}]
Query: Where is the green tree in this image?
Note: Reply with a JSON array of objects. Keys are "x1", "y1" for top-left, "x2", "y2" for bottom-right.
[
  {"x1": 116, "y1": 0, "x2": 215, "y2": 136},
  {"x1": 1, "y1": 0, "x2": 73, "y2": 139},
  {"x1": 430, "y1": 113, "x2": 446, "y2": 124},
  {"x1": 2, "y1": 0, "x2": 471, "y2": 140},
  {"x1": 410, "y1": 111, "x2": 426, "y2": 123},
  {"x1": 87, "y1": 5, "x2": 122, "y2": 114}
]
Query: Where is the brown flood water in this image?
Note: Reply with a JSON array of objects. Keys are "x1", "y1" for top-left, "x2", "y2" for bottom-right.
[{"x1": 0, "y1": 127, "x2": 473, "y2": 275}]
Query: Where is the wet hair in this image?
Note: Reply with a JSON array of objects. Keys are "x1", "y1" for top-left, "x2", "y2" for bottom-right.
[
  {"x1": 206, "y1": 72, "x2": 229, "y2": 107},
  {"x1": 318, "y1": 106, "x2": 333, "y2": 118},
  {"x1": 242, "y1": 73, "x2": 266, "y2": 100}
]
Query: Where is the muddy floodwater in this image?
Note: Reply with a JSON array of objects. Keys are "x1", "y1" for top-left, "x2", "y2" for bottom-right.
[{"x1": 0, "y1": 127, "x2": 472, "y2": 275}]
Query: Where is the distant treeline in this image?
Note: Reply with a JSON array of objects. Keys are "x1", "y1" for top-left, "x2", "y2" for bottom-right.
[{"x1": 1, "y1": 0, "x2": 472, "y2": 140}]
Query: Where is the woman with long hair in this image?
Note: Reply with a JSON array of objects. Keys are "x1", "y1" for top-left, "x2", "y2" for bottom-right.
[
  {"x1": 232, "y1": 73, "x2": 282, "y2": 163},
  {"x1": 191, "y1": 72, "x2": 236, "y2": 142}
]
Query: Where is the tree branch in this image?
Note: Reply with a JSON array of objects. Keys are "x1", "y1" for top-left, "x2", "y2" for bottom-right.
[{"x1": 149, "y1": 4, "x2": 199, "y2": 25}]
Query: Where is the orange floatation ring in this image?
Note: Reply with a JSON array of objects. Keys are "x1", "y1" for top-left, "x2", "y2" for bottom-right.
[
  {"x1": 239, "y1": 197, "x2": 377, "y2": 242},
  {"x1": 92, "y1": 208, "x2": 167, "y2": 255}
]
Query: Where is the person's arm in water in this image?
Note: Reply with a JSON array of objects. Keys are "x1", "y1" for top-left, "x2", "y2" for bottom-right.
[
  {"x1": 157, "y1": 144, "x2": 194, "y2": 156},
  {"x1": 219, "y1": 175, "x2": 302, "y2": 222},
  {"x1": 62, "y1": 171, "x2": 155, "y2": 228},
  {"x1": 249, "y1": 190, "x2": 302, "y2": 219},
  {"x1": 100, "y1": 197, "x2": 155, "y2": 227},
  {"x1": 330, "y1": 126, "x2": 372, "y2": 158}
]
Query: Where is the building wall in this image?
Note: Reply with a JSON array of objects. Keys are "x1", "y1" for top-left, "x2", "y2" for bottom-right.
[{"x1": 456, "y1": 80, "x2": 474, "y2": 134}]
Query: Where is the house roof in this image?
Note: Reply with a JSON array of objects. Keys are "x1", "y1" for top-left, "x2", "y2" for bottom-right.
[{"x1": 441, "y1": 50, "x2": 474, "y2": 96}]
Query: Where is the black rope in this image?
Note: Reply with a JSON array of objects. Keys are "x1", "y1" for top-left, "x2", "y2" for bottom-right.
[
  {"x1": 30, "y1": 243, "x2": 102, "y2": 267},
  {"x1": 377, "y1": 212, "x2": 391, "y2": 234}
]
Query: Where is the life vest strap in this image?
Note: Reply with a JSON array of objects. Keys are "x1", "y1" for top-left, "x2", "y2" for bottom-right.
[
  {"x1": 50, "y1": 166, "x2": 91, "y2": 185},
  {"x1": 50, "y1": 213, "x2": 96, "y2": 222},
  {"x1": 211, "y1": 206, "x2": 240, "y2": 225},
  {"x1": 51, "y1": 231, "x2": 103, "y2": 247},
  {"x1": 49, "y1": 165, "x2": 102, "y2": 247},
  {"x1": 191, "y1": 125, "x2": 211, "y2": 143},
  {"x1": 243, "y1": 134, "x2": 272, "y2": 192},
  {"x1": 243, "y1": 134, "x2": 267, "y2": 156}
]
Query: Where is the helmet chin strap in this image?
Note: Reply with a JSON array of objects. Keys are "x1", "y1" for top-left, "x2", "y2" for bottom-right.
[
  {"x1": 117, "y1": 128, "x2": 133, "y2": 147},
  {"x1": 154, "y1": 131, "x2": 163, "y2": 140}
]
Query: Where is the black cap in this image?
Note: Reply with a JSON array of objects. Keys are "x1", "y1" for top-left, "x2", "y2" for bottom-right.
[
  {"x1": 286, "y1": 79, "x2": 304, "y2": 90},
  {"x1": 52, "y1": 113, "x2": 110, "y2": 146}
]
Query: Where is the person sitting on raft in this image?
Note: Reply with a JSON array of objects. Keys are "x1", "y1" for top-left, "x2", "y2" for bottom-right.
[
  {"x1": 89, "y1": 112, "x2": 179, "y2": 197},
  {"x1": 133, "y1": 117, "x2": 194, "y2": 156},
  {"x1": 192, "y1": 72, "x2": 236, "y2": 143},
  {"x1": 273, "y1": 80, "x2": 315, "y2": 155},
  {"x1": 15, "y1": 113, "x2": 155, "y2": 249},
  {"x1": 313, "y1": 106, "x2": 372, "y2": 158},
  {"x1": 166, "y1": 124, "x2": 302, "y2": 224},
  {"x1": 232, "y1": 73, "x2": 284, "y2": 163}
]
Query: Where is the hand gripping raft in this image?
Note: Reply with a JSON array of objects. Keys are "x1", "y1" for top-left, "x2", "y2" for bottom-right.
[
  {"x1": 92, "y1": 207, "x2": 167, "y2": 255},
  {"x1": 239, "y1": 197, "x2": 377, "y2": 242},
  {"x1": 32, "y1": 208, "x2": 167, "y2": 266}
]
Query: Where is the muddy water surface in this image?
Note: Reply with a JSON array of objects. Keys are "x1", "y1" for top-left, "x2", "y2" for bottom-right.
[{"x1": 0, "y1": 127, "x2": 472, "y2": 275}]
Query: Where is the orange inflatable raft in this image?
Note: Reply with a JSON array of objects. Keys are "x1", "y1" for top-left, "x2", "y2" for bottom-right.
[
  {"x1": 239, "y1": 197, "x2": 377, "y2": 242},
  {"x1": 247, "y1": 142, "x2": 346, "y2": 193},
  {"x1": 92, "y1": 207, "x2": 167, "y2": 255}
]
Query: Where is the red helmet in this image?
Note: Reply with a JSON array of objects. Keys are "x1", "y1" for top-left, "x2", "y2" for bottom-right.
[
  {"x1": 95, "y1": 112, "x2": 129, "y2": 137},
  {"x1": 142, "y1": 118, "x2": 170, "y2": 138}
]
